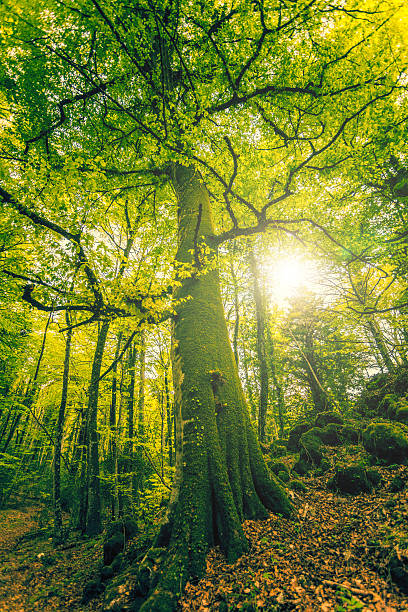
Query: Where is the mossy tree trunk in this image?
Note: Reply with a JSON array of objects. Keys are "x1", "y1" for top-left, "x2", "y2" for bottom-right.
[{"x1": 139, "y1": 166, "x2": 292, "y2": 611}]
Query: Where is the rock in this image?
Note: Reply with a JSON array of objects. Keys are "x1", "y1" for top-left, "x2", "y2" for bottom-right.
[
  {"x1": 289, "y1": 479, "x2": 307, "y2": 492},
  {"x1": 270, "y1": 461, "x2": 290, "y2": 477},
  {"x1": 82, "y1": 579, "x2": 105, "y2": 604},
  {"x1": 314, "y1": 411, "x2": 344, "y2": 428},
  {"x1": 270, "y1": 441, "x2": 287, "y2": 457},
  {"x1": 106, "y1": 517, "x2": 138, "y2": 541},
  {"x1": 104, "y1": 533, "x2": 124, "y2": 566},
  {"x1": 389, "y1": 474, "x2": 406, "y2": 492},
  {"x1": 340, "y1": 425, "x2": 360, "y2": 443},
  {"x1": 134, "y1": 548, "x2": 166, "y2": 597},
  {"x1": 287, "y1": 423, "x2": 311, "y2": 451},
  {"x1": 366, "y1": 469, "x2": 382, "y2": 487},
  {"x1": 299, "y1": 428, "x2": 323, "y2": 466},
  {"x1": 363, "y1": 422, "x2": 408, "y2": 464},
  {"x1": 395, "y1": 404, "x2": 408, "y2": 425},
  {"x1": 101, "y1": 565, "x2": 115, "y2": 581},
  {"x1": 319, "y1": 423, "x2": 343, "y2": 445},
  {"x1": 111, "y1": 552, "x2": 124, "y2": 573},
  {"x1": 328, "y1": 464, "x2": 372, "y2": 494},
  {"x1": 388, "y1": 553, "x2": 408, "y2": 595},
  {"x1": 293, "y1": 458, "x2": 309, "y2": 476},
  {"x1": 277, "y1": 470, "x2": 290, "y2": 483}
]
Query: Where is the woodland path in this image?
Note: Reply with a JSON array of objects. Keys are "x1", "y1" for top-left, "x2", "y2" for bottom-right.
[{"x1": 0, "y1": 464, "x2": 407, "y2": 611}]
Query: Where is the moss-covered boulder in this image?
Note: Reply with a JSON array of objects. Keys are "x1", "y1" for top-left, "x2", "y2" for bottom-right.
[
  {"x1": 82, "y1": 579, "x2": 105, "y2": 604},
  {"x1": 314, "y1": 411, "x2": 344, "y2": 428},
  {"x1": 299, "y1": 428, "x2": 323, "y2": 466},
  {"x1": 395, "y1": 404, "x2": 408, "y2": 425},
  {"x1": 104, "y1": 517, "x2": 138, "y2": 566},
  {"x1": 389, "y1": 474, "x2": 406, "y2": 492},
  {"x1": 362, "y1": 422, "x2": 408, "y2": 464},
  {"x1": 277, "y1": 470, "x2": 290, "y2": 483},
  {"x1": 366, "y1": 468, "x2": 382, "y2": 488},
  {"x1": 270, "y1": 440, "x2": 288, "y2": 457},
  {"x1": 133, "y1": 548, "x2": 166, "y2": 597},
  {"x1": 270, "y1": 461, "x2": 290, "y2": 478},
  {"x1": 319, "y1": 423, "x2": 343, "y2": 445},
  {"x1": 289, "y1": 479, "x2": 307, "y2": 492},
  {"x1": 388, "y1": 554, "x2": 408, "y2": 595},
  {"x1": 340, "y1": 425, "x2": 360, "y2": 443},
  {"x1": 104, "y1": 533, "x2": 124, "y2": 567},
  {"x1": 328, "y1": 464, "x2": 372, "y2": 495},
  {"x1": 287, "y1": 423, "x2": 311, "y2": 451}
]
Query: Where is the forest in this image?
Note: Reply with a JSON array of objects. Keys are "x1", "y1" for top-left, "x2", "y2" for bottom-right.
[{"x1": 0, "y1": 0, "x2": 408, "y2": 610}]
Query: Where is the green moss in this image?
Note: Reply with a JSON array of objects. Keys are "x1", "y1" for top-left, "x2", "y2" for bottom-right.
[
  {"x1": 299, "y1": 428, "x2": 323, "y2": 466},
  {"x1": 289, "y1": 479, "x2": 307, "y2": 492},
  {"x1": 328, "y1": 464, "x2": 372, "y2": 495},
  {"x1": 287, "y1": 423, "x2": 311, "y2": 451},
  {"x1": 314, "y1": 411, "x2": 343, "y2": 428},
  {"x1": 363, "y1": 422, "x2": 408, "y2": 463}
]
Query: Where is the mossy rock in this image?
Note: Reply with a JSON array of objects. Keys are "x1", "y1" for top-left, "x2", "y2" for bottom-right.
[
  {"x1": 299, "y1": 428, "x2": 323, "y2": 466},
  {"x1": 111, "y1": 553, "x2": 124, "y2": 573},
  {"x1": 106, "y1": 517, "x2": 138, "y2": 541},
  {"x1": 366, "y1": 468, "x2": 382, "y2": 487},
  {"x1": 395, "y1": 405, "x2": 408, "y2": 425},
  {"x1": 340, "y1": 425, "x2": 360, "y2": 443},
  {"x1": 133, "y1": 548, "x2": 166, "y2": 597},
  {"x1": 82, "y1": 579, "x2": 105, "y2": 604},
  {"x1": 328, "y1": 464, "x2": 372, "y2": 495},
  {"x1": 104, "y1": 533, "x2": 124, "y2": 567},
  {"x1": 388, "y1": 553, "x2": 408, "y2": 595},
  {"x1": 292, "y1": 458, "x2": 309, "y2": 476},
  {"x1": 277, "y1": 470, "x2": 290, "y2": 483},
  {"x1": 289, "y1": 479, "x2": 307, "y2": 492},
  {"x1": 319, "y1": 423, "x2": 343, "y2": 445},
  {"x1": 314, "y1": 411, "x2": 344, "y2": 428},
  {"x1": 287, "y1": 423, "x2": 311, "y2": 451},
  {"x1": 101, "y1": 564, "x2": 115, "y2": 582},
  {"x1": 362, "y1": 422, "x2": 408, "y2": 464},
  {"x1": 270, "y1": 461, "x2": 290, "y2": 477},
  {"x1": 270, "y1": 440, "x2": 287, "y2": 457},
  {"x1": 389, "y1": 474, "x2": 406, "y2": 492}
]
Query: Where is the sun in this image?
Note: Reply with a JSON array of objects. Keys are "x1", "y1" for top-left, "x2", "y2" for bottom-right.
[{"x1": 265, "y1": 256, "x2": 316, "y2": 306}]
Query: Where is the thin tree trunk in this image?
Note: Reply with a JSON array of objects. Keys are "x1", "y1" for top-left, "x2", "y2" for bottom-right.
[
  {"x1": 85, "y1": 320, "x2": 110, "y2": 536},
  {"x1": 249, "y1": 250, "x2": 269, "y2": 443},
  {"x1": 367, "y1": 318, "x2": 395, "y2": 372},
  {"x1": 53, "y1": 311, "x2": 73, "y2": 542},
  {"x1": 138, "y1": 330, "x2": 146, "y2": 439},
  {"x1": 164, "y1": 365, "x2": 173, "y2": 466},
  {"x1": 107, "y1": 331, "x2": 122, "y2": 519}
]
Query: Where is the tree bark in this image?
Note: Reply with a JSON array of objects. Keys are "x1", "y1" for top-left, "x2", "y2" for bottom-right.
[
  {"x1": 53, "y1": 311, "x2": 72, "y2": 542},
  {"x1": 249, "y1": 250, "x2": 269, "y2": 443},
  {"x1": 139, "y1": 166, "x2": 291, "y2": 611},
  {"x1": 85, "y1": 320, "x2": 110, "y2": 536}
]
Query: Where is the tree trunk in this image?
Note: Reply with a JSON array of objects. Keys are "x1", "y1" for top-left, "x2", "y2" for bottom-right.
[
  {"x1": 53, "y1": 312, "x2": 73, "y2": 542},
  {"x1": 138, "y1": 330, "x2": 146, "y2": 439},
  {"x1": 139, "y1": 165, "x2": 291, "y2": 611},
  {"x1": 265, "y1": 325, "x2": 285, "y2": 439},
  {"x1": 164, "y1": 365, "x2": 173, "y2": 466},
  {"x1": 107, "y1": 331, "x2": 122, "y2": 519},
  {"x1": 85, "y1": 320, "x2": 110, "y2": 536},
  {"x1": 249, "y1": 250, "x2": 269, "y2": 443},
  {"x1": 367, "y1": 318, "x2": 395, "y2": 372}
]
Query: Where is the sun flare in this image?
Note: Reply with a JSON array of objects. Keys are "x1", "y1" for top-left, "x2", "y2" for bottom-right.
[{"x1": 265, "y1": 256, "x2": 317, "y2": 306}]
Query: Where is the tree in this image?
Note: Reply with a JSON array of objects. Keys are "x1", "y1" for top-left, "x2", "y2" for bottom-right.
[{"x1": 1, "y1": 0, "x2": 406, "y2": 608}]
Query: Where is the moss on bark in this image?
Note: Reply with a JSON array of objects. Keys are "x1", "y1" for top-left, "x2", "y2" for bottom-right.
[{"x1": 139, "y1": 166, "x2": 292, "y2": 611}]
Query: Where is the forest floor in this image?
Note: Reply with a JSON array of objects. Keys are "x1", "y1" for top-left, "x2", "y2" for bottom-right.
[{"x1": 0, "y1": 457, "x2": 407, "y2": 611}]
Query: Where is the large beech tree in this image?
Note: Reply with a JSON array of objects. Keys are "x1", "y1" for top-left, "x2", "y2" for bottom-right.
[{"x1": 1, "y1": 0, "x2": 407, "y2": 609}]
